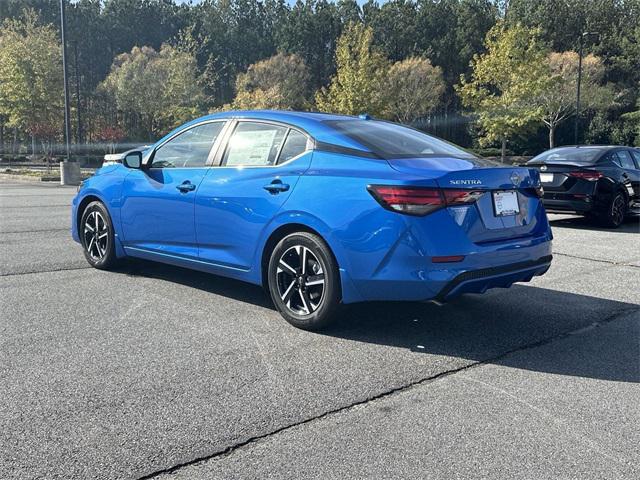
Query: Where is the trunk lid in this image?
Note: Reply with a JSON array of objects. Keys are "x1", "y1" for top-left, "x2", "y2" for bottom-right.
[
  {"x1": 389, "y1": 157, "x2": 544, "y2": 243},
  {"x1": 527, "y1": 161, "x2": 599, "y2": 191}
]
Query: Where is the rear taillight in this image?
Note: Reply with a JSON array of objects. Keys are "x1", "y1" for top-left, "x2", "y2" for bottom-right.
[
  {"x1": 568, "y1": 171, "x2": 603, "y2": 181},
  {"x1": 442, "y1": 189, "x2": 485, "y2": 205},
  {"x1": 368, "y1": 185, "x2": 483, "y2": 216}
]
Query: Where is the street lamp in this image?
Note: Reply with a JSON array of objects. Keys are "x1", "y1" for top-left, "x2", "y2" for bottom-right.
[
  {"x1": 59, "y1": 0, "x2": 80, "y2": 185},
  {"x1": 575, "y1": 31, "x2": 599, "y2": 145}
]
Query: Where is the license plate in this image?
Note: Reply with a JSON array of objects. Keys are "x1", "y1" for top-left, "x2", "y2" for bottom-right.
[
  {"x1": 540, "y1": 173, "x2": 554, "y2": 183},
  {"x1": 493, "y1": 190, "x2": 520, "y2": 217}
]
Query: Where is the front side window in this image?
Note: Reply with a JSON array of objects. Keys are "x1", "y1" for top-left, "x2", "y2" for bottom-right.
[
  {"x1": 323, "y1": 119, "x2": 475, "y2": 160},
  {"x1": 151, "y1": 122, "x2": 224, "y2": 168},
  {"x1": 223, "y1": 122, "x2": 289, "y2": 166},
  {"x1": 630, "y1": 150, "x2": 640, "y2": 169}
]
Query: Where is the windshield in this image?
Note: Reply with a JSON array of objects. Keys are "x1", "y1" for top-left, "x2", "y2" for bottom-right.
[
  {"x1": 324, "y1": 119, "x2": 476, "y2": 159},
  {"x1": 530, "y1": 147, "x2": 604, "y2": 164}
]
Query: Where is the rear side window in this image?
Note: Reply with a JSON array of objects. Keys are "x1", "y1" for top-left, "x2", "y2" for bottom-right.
[
  {"x1": 324, "y1": 119, "x2": 475, "y2": 159},
  {"x1": 604, "y1": 152, "x2": 621, "y2": 167},
  {"x1": 277, "y1": 130, "x2": 308, "y2": 164},
  {"x1": 223, "y1": 122, "x2": 288, "y2": 167},
  {"x1": 616, "y1": 150, "x2": 636, "y2": 169}
]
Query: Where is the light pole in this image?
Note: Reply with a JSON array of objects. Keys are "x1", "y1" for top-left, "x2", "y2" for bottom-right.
[
  {"x1": 59, "y1": 0, "x2": 80, "y2": 185},
  {"x1": 575, "y1": 31, "x2": 598, "y2": 145}
]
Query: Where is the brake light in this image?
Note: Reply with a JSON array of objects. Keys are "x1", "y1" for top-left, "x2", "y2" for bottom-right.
[
  {"x1": 368, "y1": 186, "x2": 444, "y2": 215},
  {"x1": 368, "y1": 186, "x2": 483, "y2": 216},
  {"x1": 442, "y1": 189, "x2": 485, "y2": 205},
  {"x1": 568, "y1": 171, "x2": 603, "y2": 181},
  {"x1": 432, "y1": 255, "x2": 465, "y2": 263}
]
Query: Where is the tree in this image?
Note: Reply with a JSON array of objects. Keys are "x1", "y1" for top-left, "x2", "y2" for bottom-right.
[
  {"x1": 99, "y1": 44, "x2": 204, "y2": 139},
  {"x1": 194, "y1": 0, "x2": 282, "y2": 104},
  {"x1": 622, "y1": 93, "x2": 640, "y2": 146},
  {"x1": 232, "y1": 53, "x2": 311, "y2": 110},
  {"x1": 95, "y1": 125, "x2": 126, "y2": 154},
  {"x1": 363, "y1": 0, "x2": 418, "y2": 62},
  {"x1": 456, "y1": 22, "x2": 550, "y2": 160},
  {"x1": 415, "y1": 0, "x2": 498, "y2": 85},
  {"x1": 275, "y1": 0, "x2": 342, "y2": 89},
  {"x1": 315, "y1": 22, "x2": 388, "y2": 116},
  {"x1": 383, "y1": 57, "x2": 445, "y2": 124},
  {"x1": 533, "y1": 51, "x2": 614, "y2": 148},
  {"x1": 0, "y1": 9, "x2": 63, "y2": 155}
]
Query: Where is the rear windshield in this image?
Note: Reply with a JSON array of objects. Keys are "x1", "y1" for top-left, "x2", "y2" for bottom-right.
[
  {"x1": 324, "y1": 119, "x2": 475, "y2": 159},
  {"x1": 530, "y1": 147, "x2": 604, "y2": 164}
]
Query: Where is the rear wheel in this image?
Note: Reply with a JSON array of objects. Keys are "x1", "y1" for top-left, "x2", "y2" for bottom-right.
[
  {"x1": 600, "y1": 192, "x2": 626, "y2": 228},
  {"x1": 267, "y1": 232, "x2": 341, "y2": 330},
  {"x1": 80, "y1": 201, "x2": 118, "y2": 269}
]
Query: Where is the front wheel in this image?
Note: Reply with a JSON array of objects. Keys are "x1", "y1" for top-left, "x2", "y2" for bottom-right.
[
  {"x1": 80, "y1": 201, "x2": 119, "y2": 269},
  {"x1": 267, "y1": 232, "x2": 341, "y2": 330}
]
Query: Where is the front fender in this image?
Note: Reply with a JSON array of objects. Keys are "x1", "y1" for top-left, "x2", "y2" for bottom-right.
[{"x1": 72, "y1": 166, "x2": 128, "y2": 257}]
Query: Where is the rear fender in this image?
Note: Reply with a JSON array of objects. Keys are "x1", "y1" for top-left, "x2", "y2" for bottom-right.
[{"x1": 253, "y1": 211, "x2": 364, "y2": 303}]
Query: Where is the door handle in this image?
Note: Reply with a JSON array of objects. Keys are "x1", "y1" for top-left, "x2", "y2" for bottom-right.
[
  {"x1": 263, "y1": 179, "x2": 290, "y2": 194},
  {"x1": 176, "y1": 181, "x2": 196, "y2": 193}
]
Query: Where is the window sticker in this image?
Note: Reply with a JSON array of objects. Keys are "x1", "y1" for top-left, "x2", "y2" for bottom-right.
[{"x1": 226, "y1": 129, "x2": 278, "y2": 166}]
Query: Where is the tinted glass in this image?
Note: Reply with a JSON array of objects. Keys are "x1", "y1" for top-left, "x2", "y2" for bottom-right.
[
  {"x1": 152, "y1": 122, "x2": 224, "y2": 168},
  {"x1": 324, "y1": 120, "x2": 475, "y2": 159},
  {"x1": 606, "y1": 152, "x2": 622, "y2": 167},
  {"x1": 631, "y1": 150, "x2": 640, "y2": 169},
  {"x1": 616, "y1": 150, "x2": 636, "y2": 169},
  {"x1": 531, "y1": 147, "x2": 604, "y2": 164},
  {"x1": 278, "y1": 130, "x2": 308, "y2": 164},
  {"x1": 223, "y1": 122, "x2": 288, "y2": 166}
]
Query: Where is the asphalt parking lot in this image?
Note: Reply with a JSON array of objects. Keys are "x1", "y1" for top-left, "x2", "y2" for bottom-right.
[{"x1": 1, "y1": 179, "x2": 638, "y2": 480}]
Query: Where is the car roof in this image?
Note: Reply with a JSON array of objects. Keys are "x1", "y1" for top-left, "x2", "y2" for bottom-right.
[
  {"x1": 156, "y1": 110, "x2": 372, "y2": 152},
  {"x1": 546, "y1": 145, "x2": 627, "y2": 150}
]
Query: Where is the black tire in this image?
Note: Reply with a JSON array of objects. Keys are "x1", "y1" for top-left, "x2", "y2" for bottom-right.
[
  {"x1": 267, "y1": 232, "x2": 341, "y2": 330},
  {"x1": 599, "y1": 191, "x2": 627, "y2": 228},
  {"x1": 79, "y1": 201, "x2": 119, "y2": 270}
]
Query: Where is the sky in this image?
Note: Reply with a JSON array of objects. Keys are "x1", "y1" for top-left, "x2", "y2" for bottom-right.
[{"x1": 174, "y1": 0, "x2": 377, "y2": 4}]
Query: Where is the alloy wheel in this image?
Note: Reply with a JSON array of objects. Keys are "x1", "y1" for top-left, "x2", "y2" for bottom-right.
[
  {"x1": 275, "y1": 245, "x2": 326, "y2": 316},
  {"x1": 611, "y1": 195, "x2": 625, "y2": 226},
  {"x1": 83, "y1": 210, "x2": 108, "y2": 261}
]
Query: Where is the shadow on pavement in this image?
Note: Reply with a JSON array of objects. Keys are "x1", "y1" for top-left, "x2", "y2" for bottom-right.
[
  {"x1": 326, "y1": 287, "x2": 639, "y2": 383},
  {"x1": 114, "y1": 259, "x2": 639, "y2": 384},
  {"x1": 548, "y1": 213, "x2": 640, "y2": 233}
]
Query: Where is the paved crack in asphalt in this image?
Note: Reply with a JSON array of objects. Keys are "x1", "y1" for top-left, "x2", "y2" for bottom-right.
[
  {"x1": 0, "y1": 228, "x2": 70, "y2": 234},
  {"x1": 0, "y1": 265, "x2": 91, "y2": 277},
  {"x1": 136, "y1": 306, "x2": 639, "y2": 480},
  {"x1": 2, "y1": 204, "x2": 70, "y2": 209},
  {"x1": 554, "y1": 251, "x2": 640, "y2": 268}
]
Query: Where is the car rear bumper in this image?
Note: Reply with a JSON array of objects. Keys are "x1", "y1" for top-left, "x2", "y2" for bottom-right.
[
  {"x1": 542, "y1": 193, "x2": 595, "y2": 213},
  {"x1": 433, "y1": 255, "x2": 552, "y2": 302},
  {"x1": 345, "y1": 233, "x2": 553, "y2": 303}
]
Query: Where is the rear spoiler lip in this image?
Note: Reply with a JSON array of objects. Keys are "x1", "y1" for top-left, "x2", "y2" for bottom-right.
[{"x1": 527, "y1": 161, "x2": 594, "y2": 169}]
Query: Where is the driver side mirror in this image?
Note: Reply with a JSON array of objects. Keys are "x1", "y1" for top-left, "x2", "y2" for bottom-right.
[{"x1": 123, "y1": 151, "x2": 142, "y2": 169}]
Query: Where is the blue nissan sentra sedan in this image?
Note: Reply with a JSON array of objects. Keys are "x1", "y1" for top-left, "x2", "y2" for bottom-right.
[{"x1": 72, "y1": 111, "x2": 553, "y2": 330}]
